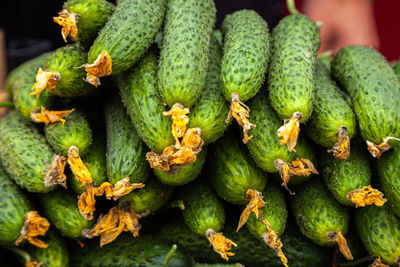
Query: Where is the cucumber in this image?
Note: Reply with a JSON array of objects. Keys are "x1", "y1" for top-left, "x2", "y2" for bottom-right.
[
  {"x1": 44, "y1": 110, "x2": 92, "y2": 156},
  {"x1": 119, "y1": 176, "x2": 174, "y2": 214},
  {"x1": 39, "y1": 190, "x2": 93, "y2": 239},
  {"x1": 305, "y1": 59, "x2": 356, "y2": 149},
  {"x1": 154, "y1": 148, "x2": 207, "y2": 186},
  {"x1": 0, "y1": 111, "x2": 55, "y2": 192},
  {"x1": 9, "y1": 53, "x2": 55, "y2": 120},
  {"x1": 88, "y1": 0, "x2": 166, "y2": 75},
  {"x1": 268, "y1": 13, "x2": 320, "y2": 122},
  {"x1": 220, "y1": 9, "x2": 270, "y2": 103},
  {"x1": 209, "y1": 134, "x2": 267, "y2": 205},
  {"x1": 355, "y1": 205, "x2": 400, "y2": 265},
  {"x1": 393, "y1": 61, "x2": 400, "y2": 80},
  {"x1": 105, "y1": 96, "x2": 149, "y2": 185},
  {"x1": 0, "y1": 166, "x2": 32, "y2": 245},
  {"x1": 188, "y1": 34, "x2": 230, "y2": 144},
  {"x1": 61, "y1": 0, "x2": 114, "y2": 48},
  {"x1": 332, "y1": 46, "x2": 400, "y2": 153},
  {"x1": 118, "y1": 49, "x2": 174, "y2": 153},
  {"x1": 158, "y1": 0, "x2": 216, "y2": 108}
]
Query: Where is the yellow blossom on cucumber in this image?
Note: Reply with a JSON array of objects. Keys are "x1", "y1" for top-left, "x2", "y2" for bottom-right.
[
  {"x1": 327, "y1": 231, "x2": 353, "y2": 260},
  {"x1": 15, "y1": 211, "x2": 50, "y2": 248},
  {"x1": 277, "y1": 111, "x2": 302, "y2": 152},
  {"x1": 347, "y1": 185, "x2": 387, "y2": 207},
  {"x1": 25, "y1": 260, "x2": 43, "y2": 267},
  {"x1": 96, "y1": 178, "x2": 144, "y2": 201},
  {"x1": 53, "y1": 9, "x2": 79, "y2": 43},
  {"x1": 68, "y1": 146, "x2": 93, "y2": 186},
  {"x1": 370, "y1": 257, "x2": 390, "y2": 267},
  {"x1": 30, "y1": 106, "x2": 74, "y2": 125},
  {"x1": 163, "y1": 103, "x2": 190, "y2": 147},
  {"x1": 44, "y1": 154, "x2": 67, "y2": 188},
  {"x1": 367, "y1": 136, "x2": 400, "y2": 158},
  {"x1": 30, "y1": 68, "x2": 60, "y2": 98},
  {"x1": 328, "y1": 126, "x2": 350, "y2": 160},
  {"x1": 206, "y1": 229, "x2": 237, "y2": 261},
  {"x1": 237, "y1": 189, "x2": 265, "y2": 231},
  {"x1": 80, "y1": 51, "x2": 112, "y2": 87}
]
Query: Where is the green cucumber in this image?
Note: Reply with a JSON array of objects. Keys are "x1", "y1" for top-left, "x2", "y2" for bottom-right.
[
  {"x1": 118, "y1": 49, "x2": 174, "y2": 153},
  {"x1": 62, "y1": 0, "x2": 114, "y2": 48},
  {"x1": 332, "y1": 46, "x2": 400, "y2": 145},
  {"x1": 355, "y1": 205, "x2": 400, "y2": 265},
  {"x1": 158, "y1": 0, "x2": 216, "y2": 107},
  {"x1": 305, "y1": 59, "x2": 356, "y2": 148},
  {"x1": 291, "y1": 180, "x2": 349, "y2": 247},
  {"x1": 0, "y1": 166, "x2": 32, "y2": 245},
  {"x1": 220, "y1": 9, "x2": 270, "y2": 103},
  {"x1": 188, "y1": 34, "x2": 230, "y2": 144},
  {"x1": 88, "y1": 0, "x2": 166, "y2": 75},
  {"x1": 120, "y1": 176, "x2": 174, "y2": 214},
  {"x1": 268, "y1": 13, "x2": 320, "y2": 122},
  {"x1": 154, "y1": 148, "x2": 207, "y2": 186},
  {"x1": 39, "y1": 190, "x2": 93, "y2": 239},
  {"x1": 209, "y1": 134, "x2": 267, "y2": 205},
  {"x1": 105, "y1": 96, "x2": 149, "y2": 185},
  {"x1": 0, "y1": 111, "x2": 55, "y2": 192},
  {"x1": 44, "y1": 110, "x2": 92, "y2": 156}
]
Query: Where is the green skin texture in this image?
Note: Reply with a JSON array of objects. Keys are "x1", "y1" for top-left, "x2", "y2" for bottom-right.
[
  {"x1": 188, "y1": 35, "x2": 230, "y2": 144},
  {"x1": 105, "y1": 96, "x2": 149, "y2": 185},
  {"x1": 355, "y1": 205, "x2": 400, "y2": 265},
  {"x1": 39, "y1": 190, "x2": 93, "y2": 239},
  {"x1": 63, "y1": 0, "x2": 115, "y2": 49},
  {"x1": 154, "y1": 148, "x2": 207, "y2": 186},
  {"x1": 291, "y1": 180, "x2": 349, "y2": 247},
  {"x1": 179, "y1": 180, "x2": 225, "y2": 237},
  {"x1": 220, "y1": 9, "x2": 270, "y2": 102},
  {"x1": 209, "y1": 134, "x2": 267, "y2": 205},
  {"x1": 246, "y1": 185, "x2": 287, "y2": 239},
  {"x1": 88, "y1": 0, "x2": 166, "y2": 75},
  {"x1": 46, "y1": 44, "x2": 94, "y2": 97},
  {"x1": 393, "y1": 61, "x2": 400, "y2": 81},
  {"x1": 71, "y1": 235, "x2": 191, "y2": 266},
  {"x1": 321, "y1": 145, "x2": 371, "y2": 206},
  {"x1": 158, "y1": 0, "x2": 216, "y2": 108},
  {"x1": 332, "y1": 46, "x2": 400, "y2": 144},
  {"x1": 45, "y1": 110, "x2": 93, "y2": 156},
  {"x1": 0, "y1": 111, "x2": 55, "y2": 193},
  {"x1": 10, "y1": 53, "x2": 55, "y2": 120},
  {"x1": 118, "y1": 50, "x2": 174, "y2": 153},
  {"x1": 0, "y1": 167, "x2": 32, "y2": 245},
  {"x1": 305, "y1": 59, "x2": 356, "y2": 148},
  {"x1": 120, "y1": 176, "x2": 174, "y2": 214},
  {"x1": 268, "y1": 14, "x2": 320, "y2": 122},
  {"x1": 378, "y1": 146, "x2": 400, "y2": 217}
]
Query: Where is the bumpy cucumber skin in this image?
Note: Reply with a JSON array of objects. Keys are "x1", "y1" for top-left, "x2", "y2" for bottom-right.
[
  {"x1": 188, "y1": 36, "x2": 230, "y2": 144},
  {"x1": 154, "y1": 148, "x2": 207, "y2": 186},
  {"x1": 63, "y1": 0, "x2": 114, "y2": 49},
  {"x1": 39, "y1": 190, "x2": 93, "y2": 239},
  {"x1": 0, "y1": 111, "x2": 55, "y2": 193},
  {"x1": 88, "y1": 0, "x2": 166, "y2": 75},
  {"x1": 246, "y1": 185, "x2": 287, "y2": 239},
  {"x1": 10, "y1": 53, "x2": 55, "y2": 120},
  {"x1": 332, "y1": 46, "x2": 400, "y2": 144},
  {"x1": 220, "y1": 10, "x2": 270, "y2": 102},
  {"x1": 45, "y1": 110, "x2": 92, "y2": 156},
  {"x1": 378, "y1": 146, "x2": 400, "y2": 217},
  {"x1": 209, "y1": 134, "x2": 267, "y2": 205},
  {"x1": 179, "y1": 180, "x2": 225, "y2": 236},
  {"x1": 0, "y1": 167, "x2": 32, "y2": 245},
  {"x1": 119, "y1": 176, "x2": 174, "y2": 214},
  {"x1": 305, "y1": 60, "x2": 356, "y2": 148},
  {"x1": 158, "y1": 0, "x2": 216, "y2": 108},
  {"x1": 268, "y1": 14, "x2": 320, "y2": 122},
  {"x1": 71, "y1": 235, "x2": 192, "y2": 266},
  {"x1": 355, "y1": 205, "x2": 400, "y2": 265},
  {"x1": 119, "y1": 50, "x2": 174, "y2": 153},
  {"x1": 105, "y1": 96, "x2": 149, "y2": 185},
  {"x1": 46, "y1": 44, "x2": 94, "y2": 97},
  {"x1": 292, "y1": 180, "x2": 349, "y2": 247},
  {"x1": 321, "y1": 145, "x2": 371, "y2": 206}
]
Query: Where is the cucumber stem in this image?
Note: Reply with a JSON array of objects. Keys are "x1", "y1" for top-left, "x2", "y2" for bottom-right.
[
  {"x1": 287, "y1": 0, "x2": 299, "y2": 15},
  {"x1": 0, "y1": 101, "x2": 14, "y2": 109},
  {"x1": 163, "y1": 244, "x2": 177, "y2": 267}
]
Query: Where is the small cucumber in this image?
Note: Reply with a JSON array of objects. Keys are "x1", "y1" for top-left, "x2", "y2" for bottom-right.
[
  {"x1": 158, "y1": 0, "x2": 216, "y2": 108},
  {"x1": 39, "y1": 190, "x2": 93, "y2": 239},
  {"x1": 45, "y1": 110, "x2": 93, "y2": 156},
  {"x1": 118, "y1": 49, "x2": 174, "y2": 153},
  {"x1": 0, "y1": 111, "x2": 55, "y2": 192},
  {"x1": 88, "y1": 0, "x2": 166, "y2": 75},
  {"x1": 209, "y1": 134, "x2": 267, "y2": 205},
  {"x1": 105, "y1": 96, "x2": 149, "y2": 185},
  {"x1": 355, "y1": 205, "x2": 400, "y2": 265}
]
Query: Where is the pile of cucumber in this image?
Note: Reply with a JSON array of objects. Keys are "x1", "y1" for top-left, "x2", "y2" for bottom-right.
[{"x1": 1, "y1": 0, "x2": 400, "y2": 266}]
